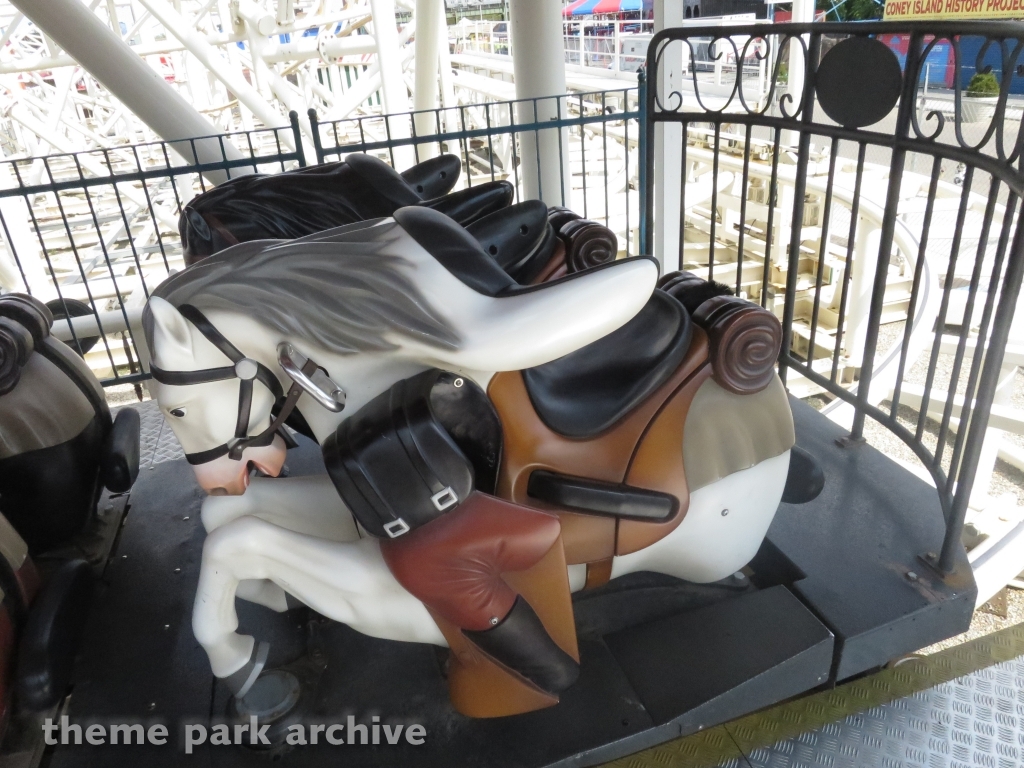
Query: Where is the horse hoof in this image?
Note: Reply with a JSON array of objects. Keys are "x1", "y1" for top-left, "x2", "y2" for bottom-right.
[
  {"x1": 230, "y1": 669, "x2": 303, "y2": 749},
  {"x1": 234, "y1": 670, "x2": 301, "y2": 720},
  {"x1": 224, "y1": 640, "x2": 270, "y2": 698}
]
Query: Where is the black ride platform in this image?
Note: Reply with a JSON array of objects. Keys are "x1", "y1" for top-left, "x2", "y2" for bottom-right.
[{"x1": 44, "y1": 398, "x2": 975, "y2": 768}]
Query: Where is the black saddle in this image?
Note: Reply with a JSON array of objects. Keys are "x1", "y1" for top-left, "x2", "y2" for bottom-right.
[
  {"x1": 322, "y1": 369, "x2": 503, "y2": 539},
  {"x1": 180, "y1": 153, "x2": 514, "y2": 262},
  {"x1": 522, "y1": 291, "x2": 693, "y2": 439},
  {"x1": 466, "y1": 200, "x2": 558, "y2": 284}
]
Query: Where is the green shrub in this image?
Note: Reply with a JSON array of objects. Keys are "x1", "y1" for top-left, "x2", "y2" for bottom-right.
[{"x1": 967, "y1": 72, "x2": 1000, "y2": 98}]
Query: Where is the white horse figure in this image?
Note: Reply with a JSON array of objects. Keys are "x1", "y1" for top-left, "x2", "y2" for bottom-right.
[{"x1": 144, "y1": 213, "x2": 794, "y2": 701}]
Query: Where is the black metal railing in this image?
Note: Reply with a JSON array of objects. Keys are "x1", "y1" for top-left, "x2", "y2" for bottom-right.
[
  {"x1": 643, "y1": 21, "x2": 1024, "y2": 574},
  {"x1": 310, "y1": 85, "x2": 642, "y2": 226},
  {"x1": 0, "y1": 116, "x2": 307, "y2": 388}
]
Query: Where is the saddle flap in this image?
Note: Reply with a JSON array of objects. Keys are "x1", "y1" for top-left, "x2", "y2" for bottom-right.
[{"x1": 322, "y1": 369, "x2": 502, "y2": 538}]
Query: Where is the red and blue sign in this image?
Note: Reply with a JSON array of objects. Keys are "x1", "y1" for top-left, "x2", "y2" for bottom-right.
[{"x1": 563, "y1": 0, "x2": 646, "y2": 15}]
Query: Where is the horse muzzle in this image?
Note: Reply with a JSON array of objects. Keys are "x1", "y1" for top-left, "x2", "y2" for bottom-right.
[{"x1": 192, "y1": 434, "x2": 288, "y2": 496}]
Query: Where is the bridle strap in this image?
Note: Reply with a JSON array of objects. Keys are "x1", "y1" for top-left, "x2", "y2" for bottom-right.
[
  {"x1": 241, "y1": 357, "x2": 319, "y2": 459},
  {"x1": 150, "y1": 364, "x2": 236, "y2": 387},
  {"x1": 151, "y1": 304, "x2": 308, "y2": 465},
  {"x1": 177, "y1": 305, "x2": 283, "y2": 400}
]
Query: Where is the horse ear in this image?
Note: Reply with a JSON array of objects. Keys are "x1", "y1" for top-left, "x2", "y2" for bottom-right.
[
  {"x1": 461, "y1": 257, "x2": 659, "y2": 371},
  {"x1": 147, "y1": 297, "x2": 195, "y2": 369}
]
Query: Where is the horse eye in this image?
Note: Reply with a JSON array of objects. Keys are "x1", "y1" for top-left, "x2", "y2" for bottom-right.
[{"x1": 169, "y1": 407, "x2": 187, "y2": 418}]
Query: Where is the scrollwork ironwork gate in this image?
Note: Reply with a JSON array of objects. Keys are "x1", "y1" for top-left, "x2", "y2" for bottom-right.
[{"x1": 642, "y1": 21, "x2": 1024, "y2": 574}]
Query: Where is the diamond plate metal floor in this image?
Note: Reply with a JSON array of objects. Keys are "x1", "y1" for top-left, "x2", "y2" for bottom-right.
[
  {"x1": 131, "y1": 399, "x2": 184, "y2": 467},
  {"x1": 604, "y1": 623, "x2": 1024, "y2": 768}
]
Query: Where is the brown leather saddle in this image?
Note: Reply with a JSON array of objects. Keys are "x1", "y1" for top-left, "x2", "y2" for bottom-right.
[{"x1": 490, "y1": 272, "x2": 782, "y2": 578}]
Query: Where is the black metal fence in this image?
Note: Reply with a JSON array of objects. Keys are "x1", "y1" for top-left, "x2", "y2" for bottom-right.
[
  {"x1": 0, "y1": 116, "x2": 307, "y2": 389},
  {"x1": 643, "y1": 21, "x2": 1024, "y2": 575},
  {"x1": 309, "y1": 86, "x2": 641, "y2": 225},
  {"x1": 0, "y1": 86, "x2": 640, "y2": 391}
]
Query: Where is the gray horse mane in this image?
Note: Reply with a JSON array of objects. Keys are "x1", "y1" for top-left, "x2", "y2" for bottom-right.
[{"x1": 143, "y1": 220, "x2": 460, "y2": 356}]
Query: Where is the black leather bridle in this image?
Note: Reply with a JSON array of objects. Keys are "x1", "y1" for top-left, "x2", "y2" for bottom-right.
[{"x1": 150, "y1": 304, "x2": 319, "y2": 466}]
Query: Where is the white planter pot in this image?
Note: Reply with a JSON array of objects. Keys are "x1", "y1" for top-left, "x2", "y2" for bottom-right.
[{"x1": 961, "y1": 95, "x2": 998, "y2": 124}]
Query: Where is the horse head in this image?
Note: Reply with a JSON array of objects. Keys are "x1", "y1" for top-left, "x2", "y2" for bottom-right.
[
  {"x1": 146, "y1": 296, "x2": 289, "y2": 495},
  {"x1": 146, "y1": 210, "x2": 658, "y2": 497}
]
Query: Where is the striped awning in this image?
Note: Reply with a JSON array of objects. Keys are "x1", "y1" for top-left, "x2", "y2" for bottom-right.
[{"x1": 563, "y1": 0, "x2": 644, "y2": 15}]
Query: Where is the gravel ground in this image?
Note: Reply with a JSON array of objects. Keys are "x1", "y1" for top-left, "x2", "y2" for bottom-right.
[
  {"x1": 104, "y1": 381, "x2": 150, "y2": 408},
  {"x1": 920, "y1": 587, "x2": 1024, "y2": 654}
]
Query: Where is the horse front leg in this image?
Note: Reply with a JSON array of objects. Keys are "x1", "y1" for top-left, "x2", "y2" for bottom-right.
[
  {"x1": 201, "y1": 474, "x2": 358, "y2": 539},
  {"x1": 193, "y1": 515, "x2": 444, "y2": 694},
  {"x1": 200, "y1": 474, "x2": 361, "y2": 613}
]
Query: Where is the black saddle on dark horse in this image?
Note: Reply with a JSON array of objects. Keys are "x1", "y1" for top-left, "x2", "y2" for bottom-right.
[{"x1": 180, "y1": 153, "x2": 516, "y2": 264}]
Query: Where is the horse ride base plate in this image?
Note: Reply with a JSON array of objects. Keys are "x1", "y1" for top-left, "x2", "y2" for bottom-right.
[{"x1": 35, "y1": 397, "x2": 976, "y2": 768}]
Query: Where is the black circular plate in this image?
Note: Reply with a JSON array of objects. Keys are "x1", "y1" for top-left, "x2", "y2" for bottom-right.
[{"x1": 815, "y1": 37, "x2": 903, "y2": 129}]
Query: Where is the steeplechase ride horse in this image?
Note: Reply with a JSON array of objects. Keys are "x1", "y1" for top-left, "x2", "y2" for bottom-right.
[
  {"x1": 180, "y1": 152, "x2": 620, "y2": 284},
  {"x1": 144, "y1": 207, "x2": 821, "y2": 720},
  {"x1": 179, "y1": 153, "x2": 514, "y2": 264}
]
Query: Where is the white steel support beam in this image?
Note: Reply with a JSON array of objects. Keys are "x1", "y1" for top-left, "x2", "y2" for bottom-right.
[
  {"x1": 970, "y1": 515, "x2": 1024, "y2": 607},
  {"x1": 0, "y1": 17, "x2": 368, "y2": 76},
  {"x1": 262, "y1": 35, "x2": 377, "y2": 64},
  {"x1": 437, "y1": 5, "x2": 455, "y2": 113},
  {"x1": 369, "y1": 0, "x2": 413, "y2": 167},
  {"x1": 369, "y1": 0, "x2": 409, "y2": 115},
  {"x1": 137, "y1": 0, "x2": 295, "y2": 151},
  {"x1": 237, "y1": 0, "x2": 275, "y2": 99},
  {"x1": 323, "y1": 35, "x2": 416, "y2": 122},
  {"x1": 508, "y1": 0, "x2": 571, "y2": 206},
  {"x1": 218, "y1": 0, "x2": 254, "y2": 130},
  {"x1": 234, "y1": 3, "x2": 316, "y2": 155},
  {"x1": 413, "y1": 0, "x2": 443, "y2": 158},
  {"x1": 7, "y1": 0, "x2": 246, "y2": 183},
  {"x1": 653, "y1": 0, "x2": 683, "y2": 268},
  {"x1": 324, "y1": 64, "x2": 382, "y2": 120},
  {"x1": 276, "y1": 0, "x2": 295, "y2": 26},
  {"x1": 787, "y1": 0, "x2": 814, "y2": 147}
]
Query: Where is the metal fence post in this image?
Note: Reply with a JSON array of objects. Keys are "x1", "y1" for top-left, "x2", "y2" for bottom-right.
[
  {"x1": 937, "y1": 224, "x2": 1024, "y2": 573},
  {"x1": 637, "y1": 67, "x2": 648, "y2": 257},
  {"x1": 778, "y1": 30, "x2": 822, "y2": 389},
  {"x1": 641, "y1": 46, "x2": 656, "y2": 259},
  {"x1": 307, "y1": 108, "x2": 324, "y2": 165},
  {"x1": 289, "y1": 110, "x2": 306, "y2": 167},
  {"x1": 849, "y1": 31, "x2": 922, "y2": 440}
]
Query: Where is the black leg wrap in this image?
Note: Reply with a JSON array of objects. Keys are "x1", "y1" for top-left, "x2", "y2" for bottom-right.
[{"x1": 463, "y1": 596, "x2": 580, "y2": 695}]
